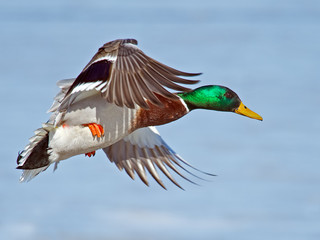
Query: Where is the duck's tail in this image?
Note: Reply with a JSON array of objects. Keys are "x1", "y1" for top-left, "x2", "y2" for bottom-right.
[{"x1": 17, "y1": 123, "x2": 55, "y2": 182}]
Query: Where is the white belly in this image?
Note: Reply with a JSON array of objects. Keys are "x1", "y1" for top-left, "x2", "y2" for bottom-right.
[{"x1": 48, "y1": 93, "x2": 138, "y2": 162}]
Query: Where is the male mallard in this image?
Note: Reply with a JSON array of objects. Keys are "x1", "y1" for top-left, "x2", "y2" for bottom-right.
[{"x1": 17, "y1": 39, "x2": 262, "y2": 189}]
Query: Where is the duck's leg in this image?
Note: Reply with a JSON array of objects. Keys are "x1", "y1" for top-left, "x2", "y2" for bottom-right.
[
  {"x1": 85, "y1": 151, "x2": 96, "y2": 157},
  {"x1": 83, "y1": 123, "x2": 104, "y2": 138},
  {"x1": 82, "y1": 123, "x2": 104, "y2": 157}
]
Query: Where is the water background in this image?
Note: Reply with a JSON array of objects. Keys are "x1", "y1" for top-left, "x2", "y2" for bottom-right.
[{"x1": 1, "y1": 0, "x2": 319, "y2": 239}]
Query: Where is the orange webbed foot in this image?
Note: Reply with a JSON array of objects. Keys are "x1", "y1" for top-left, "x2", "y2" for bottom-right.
[
  {"x1": 83, "y1": 123, "x2": 104, "y2": 138},
  {"x1": 85, "y1": 151, "x2": 96, "y2": 157}
]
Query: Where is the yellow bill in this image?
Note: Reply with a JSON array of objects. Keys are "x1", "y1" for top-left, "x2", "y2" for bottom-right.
[{"x1": 235, "y1": 102, "x2": 263, "y2": 121}]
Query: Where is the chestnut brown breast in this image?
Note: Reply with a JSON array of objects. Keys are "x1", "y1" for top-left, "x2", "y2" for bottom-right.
[{"x1": 132, "y1": 94, "x2": 188, "y2": 131}]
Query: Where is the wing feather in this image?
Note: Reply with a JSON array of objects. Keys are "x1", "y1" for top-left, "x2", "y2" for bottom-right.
[
  {"x1": 103, "y1": 127, "x2": 213, "y2": 189},
  {"x1": 57, "y1": 39, "x2": 200, "y2": 111}
]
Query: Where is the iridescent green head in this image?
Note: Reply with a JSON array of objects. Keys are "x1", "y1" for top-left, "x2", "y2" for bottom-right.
[{"x1": 178, "y1": 85, "x2": 263, "y2": 120}]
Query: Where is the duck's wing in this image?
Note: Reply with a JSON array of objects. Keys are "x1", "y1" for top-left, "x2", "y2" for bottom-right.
[
  {"x1": 102, "y1": 126, "x2": 212, "y2": 189},
  {"x1": 58, "y1": 39, "x2": 200, "y2": 111},
  {"x1": 47, "y1": 78, "x2": 76, "y2": 125},
  {"x1": 48, "y1": 78, "x2": 76, "y2": 113}
]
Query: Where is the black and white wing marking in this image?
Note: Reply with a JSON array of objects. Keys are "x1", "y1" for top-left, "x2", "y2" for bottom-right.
[
  {"x1": 59, "y1": 39, "x2": 200, "y2": 110},
  {"x1": 103, "y1": 127, "x2": 214, "y2": 189}
]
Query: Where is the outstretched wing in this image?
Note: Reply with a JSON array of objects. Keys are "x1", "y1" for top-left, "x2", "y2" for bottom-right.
[
  {"x1": 59, "y1": 39, "x2": 200, "y2": 111},
  {"x1": 103, "y1": 127, "x2": 213, "y2": 189}
]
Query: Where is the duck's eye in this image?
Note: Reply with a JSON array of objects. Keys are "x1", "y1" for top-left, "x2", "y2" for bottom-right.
[{"x1": 224, "y1": 92, "x2": 233, "y2": 98}]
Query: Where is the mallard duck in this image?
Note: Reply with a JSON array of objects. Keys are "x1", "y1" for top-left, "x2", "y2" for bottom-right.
[{"x1": 17, "y1": 38, "x2": 262, "y2": 189}]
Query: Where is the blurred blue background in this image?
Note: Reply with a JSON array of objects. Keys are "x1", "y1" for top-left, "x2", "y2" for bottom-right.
[{"x1": 1, "y1": 0, "x2": 319, "y2": 239}]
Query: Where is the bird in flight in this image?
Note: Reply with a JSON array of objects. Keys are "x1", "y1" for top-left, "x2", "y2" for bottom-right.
[{"x1": 17, "y1": 39, "x2": 262, "y2": 189}]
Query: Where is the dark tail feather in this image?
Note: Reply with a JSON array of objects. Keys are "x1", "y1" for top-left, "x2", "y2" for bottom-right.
[{"x1": 17, "y1": 123, "x2": 53, "y2": 182}]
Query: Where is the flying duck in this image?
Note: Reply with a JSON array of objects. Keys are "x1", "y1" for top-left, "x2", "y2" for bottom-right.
[{"x1": 17, "y1": 38, "x2": 262, "y2": 189}]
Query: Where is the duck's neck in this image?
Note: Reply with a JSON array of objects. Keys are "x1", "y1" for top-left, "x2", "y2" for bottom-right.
[{"x1": 132, "y1": 85, "x2": 241, "y2": 130}]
